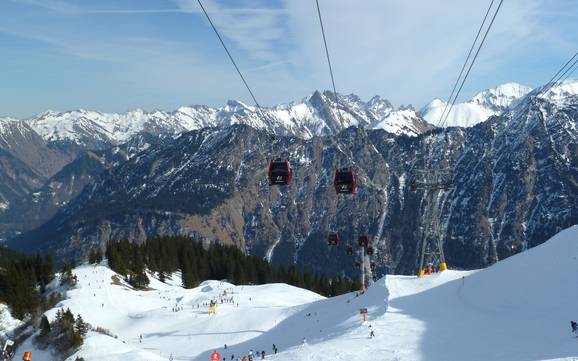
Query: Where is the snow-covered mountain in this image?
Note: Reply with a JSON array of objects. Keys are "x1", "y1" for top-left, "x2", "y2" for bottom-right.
[
  {"x1": 9, "y1": 225, "x2": 578, "y2": 361},
  {"x1": 7, "y1": 83, "x2": 561, "y2": 153},
  {"x1": 5, "y1": 82, "x2": 576, "y2": 153},
  {"x1": 420, "y1": 83, "x2": 532, "y2": 127},
  {"x1": 536, "y1": 79, "x2": 578, "y2": 105},
  {"x1": 8, "y1": 81, "x2": 578, "y2": 275},
  {"x1": 19, "y1": 91, "x2": 432, "y2": 149},
  {"x1": 27, "y1": 108, "x2": 212, "y2": 149}
]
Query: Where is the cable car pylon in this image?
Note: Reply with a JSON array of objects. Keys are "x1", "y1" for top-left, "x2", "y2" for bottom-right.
[
  {"x1": 410, "y1": 0, "x2": 503, "y2": 277},
  {"x1": 410, "y1": 168, "x2": 453, "y2": 276}
]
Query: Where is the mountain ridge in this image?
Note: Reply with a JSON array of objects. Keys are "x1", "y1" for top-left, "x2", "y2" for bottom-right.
[
  {"x1": 419, "y1": 82, "x2": 533, "y2": 127},
  {"x1": 2, "y1": 81, "x2": 578, "y2": 277}
]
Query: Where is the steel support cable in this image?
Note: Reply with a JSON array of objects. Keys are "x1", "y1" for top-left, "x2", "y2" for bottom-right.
[
  {"x1": 538, "y1": 51, "x2": 578, "y2": 96},
  {"x1": 560, "y1": 59, "x2": 578, "y2": 83},
  {"x1": 436, "y1": 0, "x2": 496, "y2": 127},
  {"x1": 540, "y1": 54, "x2": 578, "y2": 96},
  {"x1": 316, "y1": 0, "x2": 353, "y2": 175},
  {"x1": 197, "y1": 0, "x2": 280, "y2": 169},
  {"x1": 197, "y1": 0, "x2": 263, "y2": 111},
  {"x1": 316, "y1": 0, "x2": 344, "y2": 124},
  {"x1": 316, "y1": 0, "x2": 350, "y2": 168},
  {"x1": 440, "y1": 0, "x2": 505, "y2": 127}
]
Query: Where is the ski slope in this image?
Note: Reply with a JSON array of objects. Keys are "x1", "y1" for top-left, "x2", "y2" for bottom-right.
[{"x1": 13, "y1": 225, "x2": 578, "y2": 361}]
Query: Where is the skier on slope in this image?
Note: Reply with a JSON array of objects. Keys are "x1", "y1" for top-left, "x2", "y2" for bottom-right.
[{"x1": 571, "y1": 320, "x2": 578, "y2": 335}]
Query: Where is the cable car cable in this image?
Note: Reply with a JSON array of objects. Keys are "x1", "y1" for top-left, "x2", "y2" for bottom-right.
[
  {"x1": 559, "y1": 61, "x2": 578, "y2": 84},
  {"x1": 440, "y1": 0, "x2": 504, "y2": 127},
  {"x1": 538, "y1": 51, "x2": 578, "y2": 96},
  {"x1": 315, "y1": 0, "x2": 354, "y2": 249},
  {"x1": 539, "y1": 52, "x2": 578, "y2": 96},
  {"x1": 196, "y1": 0, "x2": 263, "y2": 112},
  {"x1": 436, "y1": 0, "x2": 496, "y2": 127},
  {"x1": 315, "y1": 0, "x2": 356, "y2": 166},
  {"x1": 315, "y1": 0, "x2": 344, "y2": 125}
]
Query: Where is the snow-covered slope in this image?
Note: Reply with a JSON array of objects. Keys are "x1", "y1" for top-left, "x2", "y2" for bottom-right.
[
  {"x1": 421, "y1": 83, "x2": 532, "y2": 127},
  {"x1": 0, "y1": 303, "x2": 22, "y2": 340},
  {"x1": 280, "y1": 225, "x2": 578, "y2": 361},
  {"x1": 14, "y1": 225, "x2": 578, "y2": 361},
  {"x1": 367, "y1": 107, "x2": 429, "y2": 136},
  {"x1": 15, "y1": 265, "x2": 324, "y2": 361}
]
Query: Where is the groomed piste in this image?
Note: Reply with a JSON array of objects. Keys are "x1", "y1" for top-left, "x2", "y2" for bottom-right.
[{"x1": 13, "y1": 225, "x2": 578, "y2": 361}]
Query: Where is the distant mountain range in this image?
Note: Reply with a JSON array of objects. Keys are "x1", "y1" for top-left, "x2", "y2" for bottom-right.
[
  {"x1": 2, "y1": 83, "x2": 533, "y2": 148},
  {"x1": 1, "y1": 81, "x2": 577, "y2": 277}
]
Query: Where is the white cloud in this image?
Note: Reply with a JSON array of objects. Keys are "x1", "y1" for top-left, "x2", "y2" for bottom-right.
[
  {"x1": 177, "y1": 0, "x2": 289, "y2": 61},
  {"x1": 279, "y1": 0, "x2": 549, "y2": 106},
  {"x1": 181, "y1": 0, "x2": 575, "y2": 108},
  {"x1": 2, "y1": 0, "x2": 578, "y2": 116}
]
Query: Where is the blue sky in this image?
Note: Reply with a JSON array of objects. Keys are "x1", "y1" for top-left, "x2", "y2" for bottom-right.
[{"x1": 1, "y1": 0, "x2": 577, "y2": 118}]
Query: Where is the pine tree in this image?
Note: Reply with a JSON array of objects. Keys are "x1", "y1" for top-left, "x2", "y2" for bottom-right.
[
  {"x1": 40, "y1": 315, "x2": 51, "y2": 336},
  {"x1": 99, "y1": 236, "x2": 358, "y2": 298},
  {"x1": 74, "y1": 314, "x2": 89, "y2": 338}
]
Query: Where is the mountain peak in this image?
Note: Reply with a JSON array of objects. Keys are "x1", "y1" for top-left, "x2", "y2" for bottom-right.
[
  {"x1": 225, "y1": 99, "x2": 251, "y2": 110},
  {"x1": 537, "y1": 79, "x2": 578, "y2": 102},
  {"x1": 469, "y1": 83, "x2": 532, "y2": 110},
  {"x1": 365, "y1": 95, "x2": 393, "y2": 112},
  {"x1": 420, "y1": 83, "x2": 533, "y2": 128}
]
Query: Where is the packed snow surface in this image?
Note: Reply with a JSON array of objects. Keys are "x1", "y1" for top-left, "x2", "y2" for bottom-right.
[{"x1": 14, "y1": 225, "x2": 578, "y2": 361}]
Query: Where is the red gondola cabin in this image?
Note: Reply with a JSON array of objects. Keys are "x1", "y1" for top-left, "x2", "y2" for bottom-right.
[
  {"x1": 366, "y1": 246, "x2": 374, "y2": 256},
  {"x1": 327, "y1": 232, "x2": 340, "y2": 246},
  {"x1": 268, "y1": 159, "x2": 292, "y2": 186},
  {"x1": 357, "y1": 235, "x2": 370, "y2": 248},
  {"x1": 334, "y1": 167, "x2": 356, "y2": 194}
]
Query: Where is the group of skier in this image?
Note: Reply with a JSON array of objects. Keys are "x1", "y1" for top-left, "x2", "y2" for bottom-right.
[{"x1": 220, "y1": 348, "x2": 268, "y2": 361}]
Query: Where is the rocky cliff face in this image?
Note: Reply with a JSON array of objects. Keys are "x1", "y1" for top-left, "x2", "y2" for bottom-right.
[
  {"x1": 0, "y1": 118, "x2": 74, "y2": 227},
  {"x1": 8, "y1": 85, "x2": 578, "y2": 277}
]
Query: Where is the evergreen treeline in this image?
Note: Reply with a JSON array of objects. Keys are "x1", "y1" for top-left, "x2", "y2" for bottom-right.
[
  {"x1": 105, "y1": 237, "x2": 361, "y2": 297},
  {"x1": 0, "y1": 253, "x2": 55, "y2": 319}
]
